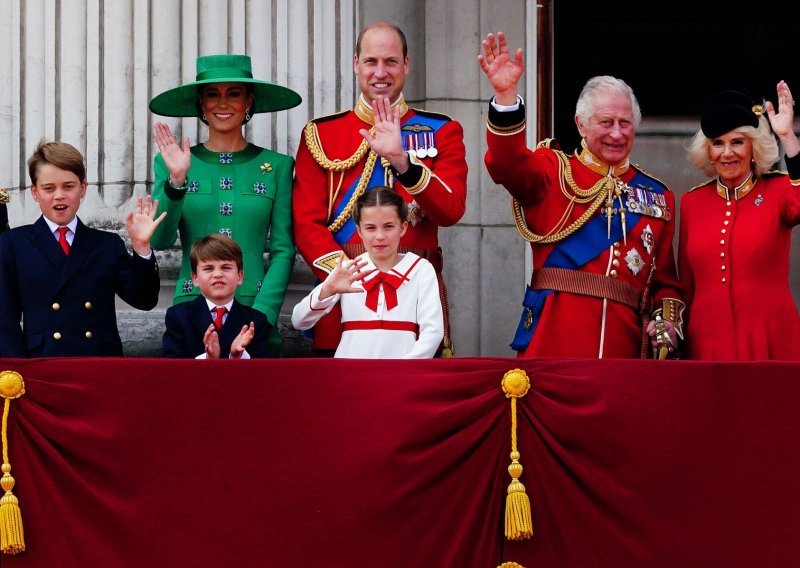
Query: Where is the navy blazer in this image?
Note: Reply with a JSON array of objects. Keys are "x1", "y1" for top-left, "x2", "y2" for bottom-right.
[
  {"x1": 162, "y1": 295, "x2": 272, "y2": 358},
  {"x1": 0, "y1": 216, "x2": 160, "y2": 357}
]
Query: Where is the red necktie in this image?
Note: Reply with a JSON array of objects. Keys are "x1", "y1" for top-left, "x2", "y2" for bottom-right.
[
  {"x1": 212, "y1": 307, "x2": 227, "y2": 330},
  {"x1": 361, "y1": 272, "x2": 405, "y2": 312},
  {"x1": 57, "y1": 226, "x2": 70, "y2": 255}
]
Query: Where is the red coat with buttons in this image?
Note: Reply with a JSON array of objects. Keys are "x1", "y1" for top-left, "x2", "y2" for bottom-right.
[
  {"x1": 486, "y1": 124, "x2": 681, "y2": 359},
  {"x1": 678, "y1": 172, "x2": 800, "y2": 360}
]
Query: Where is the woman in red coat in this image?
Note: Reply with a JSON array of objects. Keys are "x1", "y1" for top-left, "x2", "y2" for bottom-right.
[{"x1": 679, "y1": 81, "x2": 800, "y2": 360}]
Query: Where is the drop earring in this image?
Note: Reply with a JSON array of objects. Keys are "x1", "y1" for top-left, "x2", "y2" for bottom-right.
[
  {"x1": 202, "y1": 111, "x2": 207, "y2": 122},
  {"x1": 245, "y1": 108, "x2": 251, "y2": 121}
]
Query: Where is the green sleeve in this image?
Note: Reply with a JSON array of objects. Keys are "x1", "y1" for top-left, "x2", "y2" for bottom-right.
[
  {"x1": 150, "y1": 152, "x2": 187, "y2": 250},
  {"x1": 251, "y1": 155, "x2": 295, "y2": 326}
]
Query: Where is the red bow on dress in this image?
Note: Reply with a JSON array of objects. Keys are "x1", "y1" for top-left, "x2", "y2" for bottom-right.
[{"x1": 361, "y1": 271, "x2": 405, "y2": 312}]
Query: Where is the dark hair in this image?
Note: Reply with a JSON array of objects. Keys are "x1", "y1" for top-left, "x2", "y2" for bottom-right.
[
  {"x1": 196, "y1": 83, "x2": 255, "y2": 125},
  {"x1": 190, "y1": 234, "x2": 244, "y2": 272},
  {"x1": 356, "y1": 22, "x2": 408, "y2": 59},
  {"x1": 27, "y1": 140, "x2": 86, "y2": 186},
  {"x1": 354, "y1": 186, "x2": 408, "y2": 225}
]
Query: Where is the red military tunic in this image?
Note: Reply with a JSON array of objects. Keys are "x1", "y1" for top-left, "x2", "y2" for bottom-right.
[
  {"x1": 293, "y1": 95, "x2": 467, "y2": 351},
  {"x1": 678, "y1": 157, "x2": 800, "y2": 360},
  {"x1": 485, "y1": 102, "x2": 682, "y2": 358}
]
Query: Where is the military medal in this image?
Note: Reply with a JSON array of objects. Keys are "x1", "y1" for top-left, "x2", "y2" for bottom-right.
[
  {"x1": 405, "y1": 134, "x2": 417, "y2": 158},
  {"x1": 426, "y1": 132, "x2": 438, "y2": 157},
  {"x1": 416, "y1": 133, "x2": 428, "y2": 159}
]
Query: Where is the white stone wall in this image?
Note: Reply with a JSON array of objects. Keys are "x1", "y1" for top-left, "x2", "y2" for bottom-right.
[{"x1": 0, "y1": 0, "x2": 532, "y2": 356}]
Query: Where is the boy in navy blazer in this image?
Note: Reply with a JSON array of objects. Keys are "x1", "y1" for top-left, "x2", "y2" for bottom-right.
[
  {"x1": 0, "y1": 141, "x2": 165, "y2": 357},
  {"x1": 162, "y1": 234, "x2": 271, "y2": 358}
]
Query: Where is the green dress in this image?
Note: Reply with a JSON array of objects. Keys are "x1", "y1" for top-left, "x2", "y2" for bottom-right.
[{"x1": 151, "y1": 143, "x2": 294, "y2": 355}]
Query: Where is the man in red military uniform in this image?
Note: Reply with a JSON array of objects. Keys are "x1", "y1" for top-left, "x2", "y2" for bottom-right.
[
  {"x1": 479, "y1": 32, "x2": 684, "y2": 358},
  {"x1": 293, "y1": 21, "x2": 467, "y2": 355}
]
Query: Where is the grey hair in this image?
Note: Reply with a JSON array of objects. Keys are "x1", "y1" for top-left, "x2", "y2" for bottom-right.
[
  {"x1": 686, "y1": 114, "x2": 779, "y2": 178},
  {"x1": 574, "y1": 75, "x2": 642, "y2": 127}
]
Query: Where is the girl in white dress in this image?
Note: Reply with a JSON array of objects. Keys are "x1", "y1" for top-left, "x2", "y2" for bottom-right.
[{"x1": 292, "y1": 187, "x2": 443, "y2": 358}]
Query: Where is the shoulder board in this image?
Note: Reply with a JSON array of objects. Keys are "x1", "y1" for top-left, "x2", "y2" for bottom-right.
[
  {"x1": 688, "y1": 179, "x2": 715, "y2": 192},
  {"x1": 763, "y1": 167, "x2": 787, "y2": 178},
  {"x1": 410, "y1": 108, "x2": 454, "y2": 122},
  {"x1": 309, "y1": 109, "x2": 350, "y2": 125},
  {"x1": 536, "y1": 138, "x2": 561, "y2": 150},
  {"x1": 630, "y1": 163, "x2": 670, "y2": 189}
]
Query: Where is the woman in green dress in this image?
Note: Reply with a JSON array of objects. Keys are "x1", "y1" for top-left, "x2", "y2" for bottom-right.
[{"x1": 149, "y1": 54, "x2": 301, "y2": 355}]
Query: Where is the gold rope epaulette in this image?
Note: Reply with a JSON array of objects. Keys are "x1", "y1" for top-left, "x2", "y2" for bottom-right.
[
  {"x1": 326, "y1": 149, "x2": 379, "y2": 233},
  {"x1": 512, "y1": 149, "x2": 615, "y2": 244},
  {"x1": 303, "y1": 122, "x2": 371, "y2": 172},
  {"x1": 0, "y1": 189, "x2": 9, "y2": 205}
]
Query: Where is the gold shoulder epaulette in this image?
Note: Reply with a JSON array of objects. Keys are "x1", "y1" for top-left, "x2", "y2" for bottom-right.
[
  {"x1": 308, "y1": 109, "x2": 350, "y2": 125},
  {"x1": 410, "y1": 108, "x2": 454, "y2": 122},
  {"x1": 0, "y1": 188, "x2": 9, "y2": 204},
  {"x1": 763, "y1": 167, "x2": 787, "y2": 178},
  {"x1": 688, "y1": 179, "x2": 715, "y2": 192},
  {"x1": 536, "y1": 138, "x2": 559, "y2": 150},
  {"x1": 631, "y1": 163, "x2": 670, "y2": 189}
]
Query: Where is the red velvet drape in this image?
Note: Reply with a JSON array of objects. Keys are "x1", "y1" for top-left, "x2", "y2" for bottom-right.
[{"x1": 0, "y1": 357, "x2": 798, "y2": 567}]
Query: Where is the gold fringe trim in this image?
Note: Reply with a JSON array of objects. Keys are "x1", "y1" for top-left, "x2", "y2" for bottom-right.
[
  {"x1": 501, "y1": 369, "x2": 533, "y2": 541},
  {"x1": 0, "y1": 371, "x2": 25, "y2": 555},
  {"x1": 498, "y1": 563, "x2": 526, "y2": 568},
  {"x1": 512, "y1": 150, "x2": 620, "y2": 244}
]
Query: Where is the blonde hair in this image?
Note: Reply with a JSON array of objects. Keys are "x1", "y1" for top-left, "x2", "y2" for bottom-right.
[{"x1": 687, "y1": 114, "x2": 780, "y2": 178}]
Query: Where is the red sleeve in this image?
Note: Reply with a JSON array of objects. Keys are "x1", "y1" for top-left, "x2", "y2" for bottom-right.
[
  {"x1": 677, "y1": 192, "x2": 694, "y2": 309},
  {"x1": 485, "y1": 126, "x2": 558, "y2": 209},
  {"x1": 651, "y1": 189, "x2": 683, "y2": 305}
]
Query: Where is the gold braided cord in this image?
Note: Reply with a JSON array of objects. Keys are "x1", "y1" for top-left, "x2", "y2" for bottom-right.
[
  {"x1": 327, "y1": 150, "x2": 379, "y2": 233},
  {"x1": 1, "y1": 400, "x2": 9, "y2": 466},
  {"x1": 303, "y1": 122, "x2": 372, "y2": 172},
  {"x1": 512, "y1": 150, "x2": 615, "y2": 244}
]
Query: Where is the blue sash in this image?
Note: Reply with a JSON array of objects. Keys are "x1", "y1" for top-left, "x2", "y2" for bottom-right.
[
  {"x1": 331, "y1": 113, "x2": 448, "y2": 245},
  {"x1": 510, "y1": 169, "x2": 664, "y2": 351}
]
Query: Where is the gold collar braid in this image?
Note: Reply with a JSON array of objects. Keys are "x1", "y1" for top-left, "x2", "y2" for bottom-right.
[
  {"x1": 354, "y1": 94, "x2": 409, "y2": 125},
  {"x1": 512, "y1": 149, "x2": 621, "y2": 243}
]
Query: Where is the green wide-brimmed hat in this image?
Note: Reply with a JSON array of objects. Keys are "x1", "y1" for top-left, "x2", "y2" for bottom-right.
[{"x1": 148, "y1": 54, "x2": 301, "y2": 117}]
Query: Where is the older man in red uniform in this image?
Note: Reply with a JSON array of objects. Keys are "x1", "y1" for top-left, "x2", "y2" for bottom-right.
[
  {"x1": 293, "y1": 22, "x2": 467, "y2": 355},
  {"x1": 479, "y1": 32, "x2": 683, "y2": 358}
]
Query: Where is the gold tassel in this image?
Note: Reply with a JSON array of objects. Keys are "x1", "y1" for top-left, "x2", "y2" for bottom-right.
[
  {"x1": 0, "y1": 371, "x2": 25, "y2": 555},
  {"x1": 501, "y1": 369, "x2": 533, "y2": 541},
  {"x1": 440, "y1": 336, "x2": 454, "y2": 359}
]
